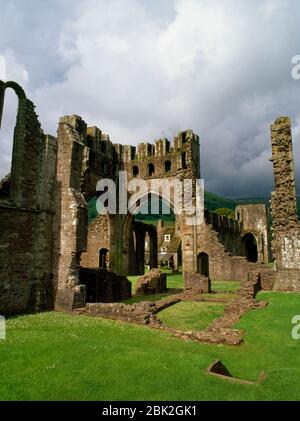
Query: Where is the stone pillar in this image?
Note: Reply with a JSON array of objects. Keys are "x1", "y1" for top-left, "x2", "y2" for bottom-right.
[
  {"x1": 270, "y1": 117, "x2": 298, "y2": 230},
  {"x1": 134, "y1": 226, "x2": 145, "y2": 275},
  {"x1": 148, "y1": 226, "x2": 158, "y2": 269},
  {"x1": 270, "y1": 117, "x2": 300, "y2": 291},
  {"x1": 54, "y1": 115, "x2": 88, "y2": 309}
]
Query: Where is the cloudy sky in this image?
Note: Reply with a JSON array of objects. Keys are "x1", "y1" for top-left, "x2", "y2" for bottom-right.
[{"x1": 1, "y1": 0, "x2": 300, "y2": 198}]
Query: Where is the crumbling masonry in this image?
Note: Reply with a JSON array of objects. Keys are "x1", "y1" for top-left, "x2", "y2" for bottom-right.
[
  {"x1": 0, "y1": 80, "x2": 298, "y2": 315},
  {"x1": 270, "y1": 117, "x2": 300, "y2": 291}
]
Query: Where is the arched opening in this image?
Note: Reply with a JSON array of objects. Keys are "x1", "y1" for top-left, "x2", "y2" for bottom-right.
[
  {"x1": 132, "y1": 165, "x2": 139, "y2": 177},
  {"x1": 243, "y1": 233, "x2": 258, "y2": 263},
  {"x1": 148, "y1": 163, "x2": 155, "y2": 176},
  {"x1": 197, "y1": 252, "x2": 209, "y2": 277},
  {"x1": 127, "y1": 192, "x2": 182, "y2": 278},
  {"x1": 164, "y1": 160, "x2": 171, "y2": 173},
  {"x1": 181, "y1": 152, "x2": 187, "y2": 169},
  {"x1": 0, "y1": 88, "x2": 19, "y2": 184},
  {"x1": 99, "y1": 248, "x2": 109, "y2": 269}
]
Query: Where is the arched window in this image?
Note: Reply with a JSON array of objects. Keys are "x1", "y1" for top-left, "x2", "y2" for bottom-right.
[
  {"x1": 132, "y1": 165, "x2": 139, "y2": 177},
  {"x1": 148, "y1": 163, "x2": 155, "y2": 176},
  {"x1": 164, "y1": 160, "x2": 171, "y2": 173},
  {"x1": 181, "y1": 152, "x2": 187, "y2": 169},
  {"x1": 197, "y1": 252, "x2": 209, "y2": 277},
  {"x1": 99, "y1": 248, "x2": 109, "y2": 269}
]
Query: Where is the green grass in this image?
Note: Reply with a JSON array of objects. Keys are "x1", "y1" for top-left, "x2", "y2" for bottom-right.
[
  {"x1": 211, "y1": 280, "x2": 241, "y2": 292},
  {"x1": 123, "y1": 291, "x2": 179, "y2": 304},
  {"x1": 1, "y1": 291, "x2": 300, "y2": 400},
  {"x1": 201, "y1": 292, "x2": 238, "y2": 300},
  {"x1": 159, "y1": 301, "x2": 225, "y2": 331}
]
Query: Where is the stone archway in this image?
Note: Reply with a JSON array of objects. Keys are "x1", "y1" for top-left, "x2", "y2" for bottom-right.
[
  {"x1": 197, "y1": 252, "x2": 209, "y2": 276},
  {"x1": 243, "y1": 233, "x2": 258, "y2": 263}
]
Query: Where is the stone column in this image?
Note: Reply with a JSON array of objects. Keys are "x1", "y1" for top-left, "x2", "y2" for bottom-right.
[
  {"x1": 270, "y1": 117, "x2": 298, "y2": 230},
  {"x1": 54, "y1": 115, "x2": 88, "y2": 309}
]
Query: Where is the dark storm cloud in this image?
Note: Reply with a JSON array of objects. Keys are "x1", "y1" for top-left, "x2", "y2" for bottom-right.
[{"x1": 1, "y1": 0, "x2": 300, "y2": 198}]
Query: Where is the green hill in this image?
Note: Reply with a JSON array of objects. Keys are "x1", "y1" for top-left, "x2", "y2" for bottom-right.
[{"x1": 204, "y1": 191, "x2": 236, "y2": 211}]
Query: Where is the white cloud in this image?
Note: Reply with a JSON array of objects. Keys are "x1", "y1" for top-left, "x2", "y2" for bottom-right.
[{"x1": 1, "y1": 0, "x2": 300, "y2": 196}]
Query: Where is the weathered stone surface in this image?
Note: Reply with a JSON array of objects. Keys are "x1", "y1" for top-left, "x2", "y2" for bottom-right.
[
  {"x1": 79, "y1": 268, "x2": 131, "y2": 302},
  {"x1": 86, "y1": 296, "x2": 180, "y2": 324},
  {"x1": 196, "y1": 211, "x2": 269, "y2": 282},
  {"x1": 184, "y1": 272, "x2": 211, "y2": 293},
  {"x1": 52, "y1": 115, "x2": 88, "y2": 310},
  {"x1": 270, "y1": 117, "x2": 298, "y2": 230},
  {"x1": 270, "y1": 117, "x2": 300, "y2": 291},
  {"x1": 0, "y1": 80, "x2": 57, "y2": 314},
  {"x1": 235, "y1": 204, "x2": 272, "y2": 264},
  {"x1": 136, "y1": 268, "x2": 167, "y2": 295},
  {"x1": 259, "y1": 268, "x2": 276, "y2": 291}
]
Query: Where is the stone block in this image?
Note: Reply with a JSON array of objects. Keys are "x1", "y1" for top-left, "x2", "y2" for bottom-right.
[
  {"x1": 135, "y1": 268, "x2": 167, "y2": 295},
  {"x1": 184, "y1": 272, "x2": 211, "y2": 293}
]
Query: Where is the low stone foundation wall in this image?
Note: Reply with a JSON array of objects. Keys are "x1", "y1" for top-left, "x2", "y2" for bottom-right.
[
  {"x1": 184, "y1": 272, "x2": 211, "y2": 293},
  {"x1": 86, "y1": 296, "x2": 180, "y2": 324},
  {"x1": 259, "y1": 268, "x2": 276, "y2": 290},
  {"x1": 79, "y1": 268, "x2": 131, "y2": 302},
  {"x1": 172, "y1": 269, "x2": 268, "y2": 346},
  {"x1": 136, "y1": 269, "x2": 167, "y2": 295},
  {"x1": 84, "y1": 268, "x2": 270, "y2": 347},
  {"x1": 274, "y1": 268, "x2": 300, "y2": 292}
]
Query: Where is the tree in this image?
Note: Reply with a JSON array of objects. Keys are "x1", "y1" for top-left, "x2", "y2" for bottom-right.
[{"x1": 215, "y1": 207, "x2": 235, "y2": 219}]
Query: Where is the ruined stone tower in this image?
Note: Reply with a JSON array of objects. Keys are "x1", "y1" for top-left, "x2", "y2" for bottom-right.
[{"x1": 270, "y1": 117, "x2": 300, "y2": 291}]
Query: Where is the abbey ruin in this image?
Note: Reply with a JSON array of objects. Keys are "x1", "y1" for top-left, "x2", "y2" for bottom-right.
[{"x1": 0, "y1": 80, "x2": 300, "y2": 316}]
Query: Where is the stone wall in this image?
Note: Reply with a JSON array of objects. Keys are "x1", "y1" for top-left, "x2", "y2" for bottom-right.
[
  {"x1": 270, "y1": 117, "x2": 298, "y2": 230},
  {"x1": 195, "y1": 219, "x2": 265, "y2": 281},
  {"x1": 184, "y1": 273, "x2": 211, "y2": 292},
  {"x1": 235, "y1": 204, "x2": 272, "y2": 264},
  {"x1": 80, "y1": 213, "x2": 111, "y2": 268},
  {"x1": 53, "y1": 115, "x2": 88, "y2": 310},
  {"x1": 0, "y1": 80, "x2": 57, "y2": 314},
  {"x1": 270, "y1": 117, "x2": 300, "y2": 291},
  {"x1": 79, "y1": 268, "x2": 131, "y2": 302},
  {"x1": 135, "y1": 268, "x2": 167, "y2": 294}
]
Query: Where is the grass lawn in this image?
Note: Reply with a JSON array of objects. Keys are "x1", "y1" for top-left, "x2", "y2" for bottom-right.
[
  {"x1": 1, "y1": 291, "x2": 300, "y2": 400},
  {"x1": 159, "y1": 301, "x2": 225, "y2": 331},
  {"x1": 211, "y1": 280, "x2": 241, "y2": 292}
]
